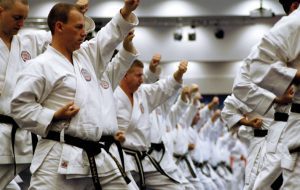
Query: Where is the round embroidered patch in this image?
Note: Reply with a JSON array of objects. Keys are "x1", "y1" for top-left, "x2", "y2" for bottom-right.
[
  {"x1": 81, "y1": 68, "x2": 91, "y2": 81},
  {"x1": 21, "y1": 51, "x2": 31, "y2": 62},
  {"x1": 100, "y1": 80, "x2": 109, "y2": 89}
]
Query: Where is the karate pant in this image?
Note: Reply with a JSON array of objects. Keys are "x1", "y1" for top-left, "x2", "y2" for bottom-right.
[
  {"x1": 196, "y1": 168, "x2": 219, "y2": 190},
  {"x1": 252, "y1": 151, "x2": 282, "y2": 190},
  {"x1": 132, "y1": 170, "x2": 183, "y2": 190},
  {"x1": 29, "y1": 143, "x2": 138, "y2": 190},
  {"x1": 243, "y1": 137, "x2": 266, "y2": 190},
  {"x1": 0, "y1": 164, "x2": 29, "y2": 190}
]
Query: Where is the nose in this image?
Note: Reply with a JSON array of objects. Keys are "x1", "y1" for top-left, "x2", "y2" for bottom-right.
[{"x1": 18, "y1": 19, "x2": 25, "y2": 28}]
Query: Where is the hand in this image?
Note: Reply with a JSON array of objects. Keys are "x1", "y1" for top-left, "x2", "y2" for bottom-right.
[
  {"x1": 190, "y1": 83, "x2": 199, "y2": 96},
  {"x1": 114, "y1": 130, "x2": 126, "y2": 143},
  {"x1": 76, "y1": 0, "x2": 89, "y2": 14},
  {"x1": 208, "y1": 96, "x2": 219, "y2": 110},
  {"x1": 188, "y1": 144, "x2": 195, "y2": 151},
  {"x1": 274, "y1": 85, "x2": 294, "y2": 105},
  {"x1": 212, "y1": 96, "x2": 219, "y2": 106},
  {"x1": 248, "y1": 118, "x2": 263, "y2": 129},
  {"x1": 181, "y1": 86, "x2": 190, "y2": 103},
  {"x1": 173, "y1": 60, "x2": 188, "y2": 83},
  {"x1": 123, "y1": 30, "x2": 137, "y2": 54},
  {"x1": 121, "y1": 0, "x2": 140, "y2": 20},
  {"x1": 193, "y1": 92, "x2": 202, "y2": 106},
  {"x1": 211, "y1": 109, "x2": 221, "y2": 123},
  {"x1": 53, "y1": 102, "x2": 80, "y2": 121},
  {"x1": 149, "y1": 53, "x2": 161, "y2": 73}
]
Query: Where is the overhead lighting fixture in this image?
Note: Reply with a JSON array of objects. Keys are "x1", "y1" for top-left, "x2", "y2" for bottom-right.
[
  {"x1": 215, "y1": 28, "x2": 224, "y2": 39},
  {"x1": 173, "y1": 28, "x2": 183, "y2": 41},
  {"x1": 250, "y1": 0, "x2": 274, "y2": 18},
  {"x1": 188, "y1": 24, "x2": 196, "y2": 41}
]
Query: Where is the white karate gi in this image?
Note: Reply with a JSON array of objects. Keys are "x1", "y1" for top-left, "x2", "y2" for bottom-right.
[
  {"x1": 0, "y1": 30, "x2": 51, "y2": 189},
  {"x1": 233, "y1": 7, "x2": 300, "y2": 189},
  {"x1": 221, "y1": 94, "x2": 273, "y2": 190},
  {"x1": 11, "y1": 12, "x2": 138, "y2": 190},
  {"x1": 114, "y1": 76, "x2": 182, "y2": 190}
]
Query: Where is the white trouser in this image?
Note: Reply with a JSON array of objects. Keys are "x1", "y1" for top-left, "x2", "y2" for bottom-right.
[
  {"x1": 0, "y1": 164, "x2": 29, "y2": 190},
  {"x1": 29, "y1": 143, "x2": 138, "y2": 190},
  {"x1": 231, "y1": 160, "x2": 245, "y2": 190},
  {"x1": 243, "y1": 137, "x2": 266, "y2": 190},
  {"x1": 132, "y1": 170, "x2": 183, "y2": 190},
  {"x1": 196, "y1": 168, "x2": 218, "y2": 190},
  {"x1": 280, "y1": 153, "x2": 300, "y2": 190},
  {"x1": 253, "y1": 151, "x2": 282, "y2": 190}
]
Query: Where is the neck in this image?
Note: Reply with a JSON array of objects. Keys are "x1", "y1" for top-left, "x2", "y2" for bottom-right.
[
  {"x1": 120, "y1": 81, "x2": 134, "y2": 106},
  {"x1": 0, "y1": 31, "x2": 13, "y2": 50},
  {"x1": 51, "y1": 38, "x2": 73, "y2": 64}
]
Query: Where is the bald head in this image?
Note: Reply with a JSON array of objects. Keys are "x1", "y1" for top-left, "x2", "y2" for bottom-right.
[{"x1": 0, "y1": 0, "x2": 28, "y2": 10}]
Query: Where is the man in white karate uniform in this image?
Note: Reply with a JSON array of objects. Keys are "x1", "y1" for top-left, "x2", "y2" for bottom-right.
[
  {"x1": 221, "y1": 94, "x2": 271, "y2": 190},
  {"x1": 11, "y1": 1, "x2": 140, "y2": 189},
  {"x1": 231, "y1": 0, "x2": 300, "y2": 188},
  {"x1": 0, "y1": 0, "x2": 52, "y2": 189},
  {"x1": 114, "y1": 59, "x2": 188, "y2": 190}
]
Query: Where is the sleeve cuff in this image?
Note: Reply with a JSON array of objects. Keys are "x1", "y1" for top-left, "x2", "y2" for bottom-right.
[
  {"x1": 113, "y1": 12, "x2": 139, "y2": 35},
  {"x1": 33, "y1": 108, "x2": 55, "y2": 137},
  {"x1": 227, "y1": 115, "x2": 244, "y2": 130}
]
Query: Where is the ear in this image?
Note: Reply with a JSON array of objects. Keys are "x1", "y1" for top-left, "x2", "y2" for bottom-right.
[
  {"x1": 0, "y1": 6, "x2": 4, "y2": 15},
  {"x1": 55, "y1": 21, "x2": 64, "y2": 33},
  {"x1": 291, "y1": 2, "x2": 299, "y2": 12}
]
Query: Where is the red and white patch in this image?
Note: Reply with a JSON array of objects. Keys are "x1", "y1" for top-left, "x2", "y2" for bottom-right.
[
  {"x1": 81, "y1": 68, "x2": 91, "y2": 81},
  {"x1": 61, "y1": 160, "x2": 69, "y2": 168},
  {"x1": 100, "y1": 80, "x2": 109, "y2": 89},
  {"x1": 139, "y1": 103, "x2": 144, "y2": 114},
  {"x1": 21, "y1": 51, "x2": 31, "y2": 62}
]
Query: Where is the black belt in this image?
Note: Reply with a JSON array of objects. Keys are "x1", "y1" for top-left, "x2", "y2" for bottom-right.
[
  {"x1": 124, "y1": 147, "x2": 179, "y2": 190},
  {"x1": 44, "y1": 131, "x2": 103, "y2": 190},
  {"x1": 291, "y1": 103, "x2": 300, "y2": 113},
  {"x1": 174, "y1": 153, "x2": 197, "y2": 178},
  {"x1": 99, "y1": 135, "x2": 130, "y2": 184},
  {"x1": 147, "y1": 142, "x2": 165, "y2": 163},
  {"x1": 0, "y1": 114, "x2": 38, "y2": 176},
  {"x1": 253, "y1": 129, "x2": 268, "y2": 137},
  {"x1": 274, "y1": 112, "x2": 289, "y2": 122},
  {"x1": 193, "y1": 160, "x2": 211, "y2": 177}
]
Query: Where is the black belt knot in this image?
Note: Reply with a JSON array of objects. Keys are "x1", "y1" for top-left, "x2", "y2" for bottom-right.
[
  {"x1": 44, "y1": 131, "x2": 103, "y2": 190},
  {"x1": 274, "y1": 112, "x2": 289, "y2": 122},
  {"x1": 99, "y1": 135, "x2": 131, "y2": 184},
  {"x1": 147, "y1": 142, "x2": 165, "y2": 163},
  {"x1": 253, "y1": 129, "x2": 268, "y2": 137}
]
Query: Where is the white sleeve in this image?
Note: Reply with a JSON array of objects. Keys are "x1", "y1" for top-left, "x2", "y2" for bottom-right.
[
  {"x1": 221, "y1": 95, "x2": 245, "y2": 130},
  {"x1": 232, "y1": 64, "x2": 277, "y2": 115},
  {"x1": 11, "y1": 63, "x2": 55, "y2": 137},
  {"x1": 105, "y1": 47, "x2": 138, "y2": 90},
  {"x1": 80, "y1": 12, "x2": 138, "y2": 79},
  {"x1": 141, "y1": 76, "x2": 182, "y2": 113}
]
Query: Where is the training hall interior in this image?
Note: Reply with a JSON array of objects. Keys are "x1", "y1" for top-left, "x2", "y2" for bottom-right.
[
  {"x1": 7, "y1": 0, "x2": 288, "y2": 189},
  {"x1": 23, "y1": 0, "x2": 284, "y2": 106}
]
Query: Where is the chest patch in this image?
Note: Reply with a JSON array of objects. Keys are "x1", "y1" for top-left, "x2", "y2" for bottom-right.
[
  {"x1": 81, "y1": 68, "x2": 91, "y2": 81},
  {"x1": 100, "y1": 80, "x2": 109, "y2": 89},
  {"x1": 139, "y1": 103, "x2": 144, "y2": 114},
  {"x1": 61, "y1": 160, "x2": 69, "y2": 168},
  {"x1": 21, "y1": 51, "x2": 31, "y2": 62}
]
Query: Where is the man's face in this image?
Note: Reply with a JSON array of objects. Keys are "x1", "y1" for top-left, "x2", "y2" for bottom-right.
[
  {"x1": 125, "y1": 66, "x2": 144, "y2": 93},
  {"x1": 0, "y1": 1, "x2": 29, "y2": 36},
  {"x1": 61, "y1": 9, "x2": 86, "y2": 52}
]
